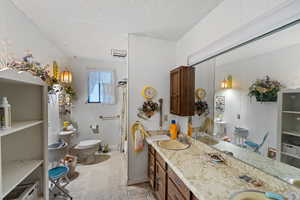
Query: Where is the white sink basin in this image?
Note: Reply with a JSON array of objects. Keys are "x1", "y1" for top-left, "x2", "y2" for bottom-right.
[
  {"x1": 59, "y1": 129, "x2": 76, "y2": 136},
  {"x1": 287, "y1": 177, "x2": 300, "y2": 188},
  {"x1": 230, "y1": 190, "x2": 284, "y2": 200},
  {"x1": 48, "y1": 140, "x2": 68, "y2": 150}
]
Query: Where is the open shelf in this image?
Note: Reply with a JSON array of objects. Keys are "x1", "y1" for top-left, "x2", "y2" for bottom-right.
[
  {"x1": 2, "y1": 160, "x2": 43, "y2": 197},
  {"x1": 281, "y1": 151, "x2": 300, "y2": 160},
  {"x1": 0, "y1": 120, "x2": 43, "y2": 137},
  {"x1": 283, "y1": 130, "x2": 300, "y2": 137},
  {"x1": 282, "y1": 111, "x2": 300, "y2": 114},
  {"x1": 0, "y1": 70, "x2": 44, "y2": 86}
]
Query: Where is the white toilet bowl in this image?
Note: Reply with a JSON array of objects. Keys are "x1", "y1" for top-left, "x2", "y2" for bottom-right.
[{"x1": 74, "y1": 139, "x2": 101, "y2": 163}]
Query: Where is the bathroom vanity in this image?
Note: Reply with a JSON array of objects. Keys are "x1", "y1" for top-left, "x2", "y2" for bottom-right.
[
  {"x1": 148, "y1": 144, "x2": 198, "y2": 200},
  {"x1": 146, "y1": 134, "x2": 300, "y2": 200}
]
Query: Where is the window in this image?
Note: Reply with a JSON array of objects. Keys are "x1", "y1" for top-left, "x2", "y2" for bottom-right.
[{"x1": 88, "y1": 70, "x2": 116, "y2": 104}]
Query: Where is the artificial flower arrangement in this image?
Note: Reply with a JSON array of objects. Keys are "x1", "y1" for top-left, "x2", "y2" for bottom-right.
[
  {"x1": 195, "y1": 100, "x2": 209, "y2": 116},
  {"x1": 3, "y1": 52, "x2": 76, "y2": 101},
  {"x1": 249, "y1": 76, "x2": 283, "y2": 102},
  {"x1": 138, "y1": 100, "x2": 159, "y2": 119}
]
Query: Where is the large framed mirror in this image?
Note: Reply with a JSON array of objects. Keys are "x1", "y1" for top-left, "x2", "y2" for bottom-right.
[{"x1": 193, "y1": 20, "x2": 300, "y2": 187}]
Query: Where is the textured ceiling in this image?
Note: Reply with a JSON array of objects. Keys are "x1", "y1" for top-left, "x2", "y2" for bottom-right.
[{"x1": 12, "y1": 0, "x2": 223, "y2": 59}]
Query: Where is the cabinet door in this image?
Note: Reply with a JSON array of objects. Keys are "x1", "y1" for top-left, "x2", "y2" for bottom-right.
[
  {"x1": 170, "y1": 66, "x2": 195, "y2": 116},
  {"x1": 191, "y1": 193, "x2": 199, "y2": 200},
  {"x1": 167, "y1": 178, "x2": 186, "y2": 200},
  {"x1": 155, "y1": 162, "x2": 167, "y2": 200},
  {"x1": 170, "y1": 69, "x2": 181, "y2": 115},
  {"x1": 148, "y1": 152, "x2": 155, "y2": 189},
  {"x1": 168, "y1": 167, "x2": 190, "y2": 200},
  {"x1": 180, "y1": 67, "x2": 195, "y2": 116}
]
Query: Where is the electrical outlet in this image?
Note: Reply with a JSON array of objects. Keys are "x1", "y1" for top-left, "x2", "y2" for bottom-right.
[{"x1": 164, "y1": 114, "x2": 168, "y2": 122}]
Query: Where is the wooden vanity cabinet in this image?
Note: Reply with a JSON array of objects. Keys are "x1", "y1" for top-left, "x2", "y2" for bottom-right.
[
  {"x1": 148, "y1": 145, "x2": 200, "y2": 200},
  {"x1": 170, "y1": 66, "x2": 195, "y2": 116}
]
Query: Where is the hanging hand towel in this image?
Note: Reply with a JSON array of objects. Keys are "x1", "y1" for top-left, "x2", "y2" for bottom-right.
[{"x1": 131, "y1": 121, "x2": 149, "y2": 153}]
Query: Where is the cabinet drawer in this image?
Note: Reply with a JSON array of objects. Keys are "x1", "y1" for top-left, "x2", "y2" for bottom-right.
[
  {"x1": 156, "y1": 152, "x2": 167, "y2": 170},
  {"x1": 167, "y1": 178, "x2": 186, "y2": 200},
  {"x1": 149, "y1": 145, "x2": 155, "y2": 156},
  {"x1": 168, "y1": 167, "x2": 190, "y2": 200}
]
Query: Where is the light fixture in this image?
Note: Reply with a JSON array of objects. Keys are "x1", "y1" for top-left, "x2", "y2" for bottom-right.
[
  {"x1": 227, "y1": 75, "x2": 233, "y2": 89},
  {"x1": 60, "y1": 70, "x2": 72, "y2": 84},
  {"x1": 221, "y1": 75, "x2": 233, "y2": 89},
  {"x1": 221, "y1": 78, "x2": 228, "y2": 89}
]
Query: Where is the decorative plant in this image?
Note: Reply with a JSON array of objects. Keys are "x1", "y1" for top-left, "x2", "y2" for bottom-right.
[
  {"x1": 195, "y1": 100, "x2": 209, "y2": 116},
  {"x1": 1, "y1": 51, "x2": 76, "y2": 102},
  {"x1": 64, "y1": 85, "x2": 76, "y2": 98},
  {"x1": 249, "y1": 76, "x2": 283, "y2": 102},
  {"x1": 138, "y1": 100, "x2": 159, "y2": 119}
]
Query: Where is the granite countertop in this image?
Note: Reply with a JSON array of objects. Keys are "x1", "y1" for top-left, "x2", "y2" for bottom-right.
[
  {"x1": 213, "y1": 139, "x2": 300, "y2": 181},
  {"x1": 146, "y1": 131, "x2": 300, "y2": 200}
]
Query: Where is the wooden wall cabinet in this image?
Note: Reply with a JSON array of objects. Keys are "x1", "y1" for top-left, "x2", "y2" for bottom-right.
[{"x1": 170, "y1": 66, "x2": 195, "y2": 116}]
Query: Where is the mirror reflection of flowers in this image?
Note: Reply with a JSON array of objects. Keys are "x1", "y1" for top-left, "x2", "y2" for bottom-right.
[
  {"x1": 138, "y1": 100, "x2": 159, "y2": 118},
  {"x1": 195, "y1": 100, "x2": 209, "y2": 116},
  {"x1": 249, "y1": 76, "x2": 283, "y2": 102}
]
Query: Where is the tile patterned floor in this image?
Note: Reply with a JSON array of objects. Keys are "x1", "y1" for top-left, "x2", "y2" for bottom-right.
[{"x1": 58, "y1": 152, "x2": 156, "y2": 200}]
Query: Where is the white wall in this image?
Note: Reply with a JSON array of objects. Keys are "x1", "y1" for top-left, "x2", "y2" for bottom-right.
[
  {"x1": 176, "y1": 0, "x2": 288, "y2": 66},
  {"x1": 69, "y1": 57, "x2": 127, "y2": 149},
  {"x1": 0, "y1": 0, "x2": 68, "y2": 145},
  {"x1": 128, "y1": 35, "x2": 176, "y2": 184},
  {"x1": 0, "y1": 0, "x2": 67, "y2": 65}
]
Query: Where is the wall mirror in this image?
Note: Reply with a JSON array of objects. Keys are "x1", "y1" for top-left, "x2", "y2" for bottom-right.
[{"x1": 193, "y1": 21, "x2": 300, "y2": 186}]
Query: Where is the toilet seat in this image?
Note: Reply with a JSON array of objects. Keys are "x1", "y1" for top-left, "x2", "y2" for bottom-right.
[{"x1": 75, "y1": 139, "x2": 101, "y2": 150}]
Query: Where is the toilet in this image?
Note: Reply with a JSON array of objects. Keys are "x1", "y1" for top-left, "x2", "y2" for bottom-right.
[{"x1": 74, "y1": 139, "x2": 101, "y2": 163}]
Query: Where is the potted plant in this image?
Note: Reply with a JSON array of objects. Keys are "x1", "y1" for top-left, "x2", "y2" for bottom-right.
[{"x1": 249, "y1": 76, "x2": 283, "y2": 102}]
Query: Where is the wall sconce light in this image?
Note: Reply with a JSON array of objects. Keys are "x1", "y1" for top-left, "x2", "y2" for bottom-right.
[
  {"x1": 227, "y1": 75, "x2": 233, "y2": 89},
  {"x1": 221, "y1": 79, "x2": 228, "y2": 89},
  {"x1": 60, "y1": 70, "x2": 73, "y2": 84},
  {"x1": 221, "y1": 75, "x2": 233, "y2": 89}
]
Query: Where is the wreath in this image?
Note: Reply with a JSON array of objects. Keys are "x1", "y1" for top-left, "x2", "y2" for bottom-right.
[{"x1": 195, "y1": 100, "x2": 209, "y2": 116}]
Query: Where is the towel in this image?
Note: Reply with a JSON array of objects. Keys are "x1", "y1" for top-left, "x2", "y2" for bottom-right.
[{"x1": 131, "y1": 121, "x2": 149, "y2": 153}]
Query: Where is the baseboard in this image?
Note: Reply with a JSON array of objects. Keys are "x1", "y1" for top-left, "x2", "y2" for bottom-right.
[{"x1": 127, "y1": 178, "x2": 149, "y2": 186}]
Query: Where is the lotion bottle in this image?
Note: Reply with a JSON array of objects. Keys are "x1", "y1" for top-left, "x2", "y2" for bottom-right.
[
  {"x1": 0, "y1": 97, "x2": 11, "y2": 129},
  {"x1": 170, "y1": 120, "x2": 177, "y2": 140}
]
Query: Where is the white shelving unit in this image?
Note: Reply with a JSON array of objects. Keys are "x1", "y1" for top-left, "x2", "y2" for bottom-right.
[
  {"x1": 0, "y1": 70, "x2": 48, "y2": 200},
  {"x1": 277, "y1": 89, "x2": 300, "y2": 169},
  {"x1": 2, "y1": 160, "x2": 43, "y2": 197},
  {"x1": 0, "y1": 120, "x2": 43, "y2": 137}
]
